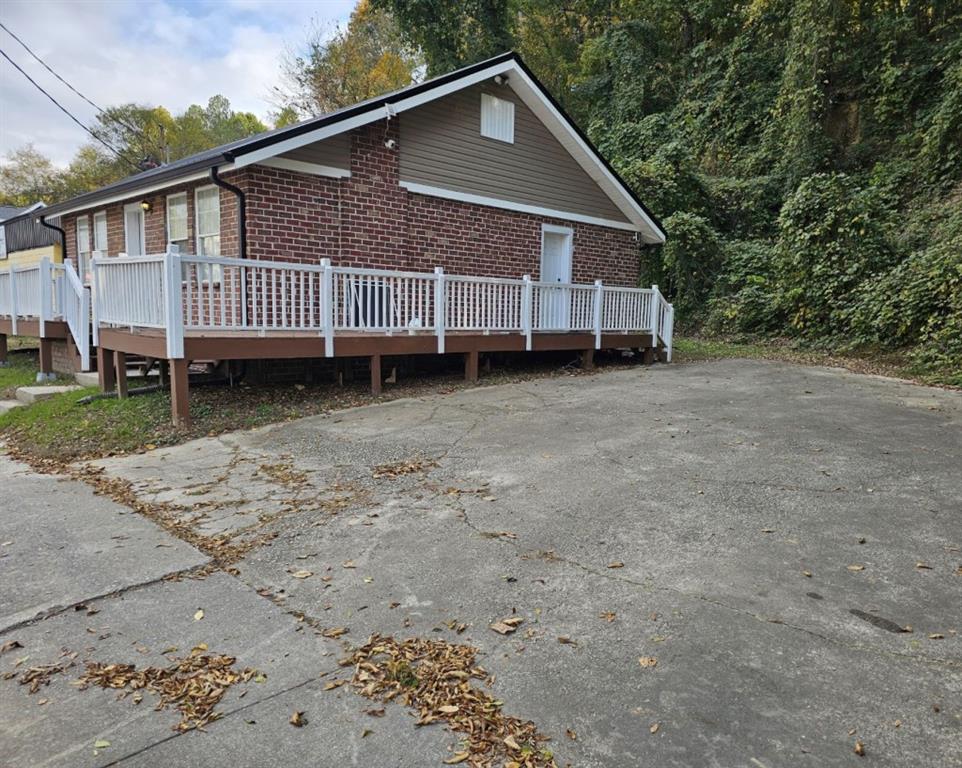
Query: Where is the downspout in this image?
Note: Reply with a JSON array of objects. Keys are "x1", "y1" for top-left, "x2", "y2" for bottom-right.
[
  {"x1": 209, "y1": 166, "x2": 246, "y2": 258},
  {"x1": 38, "y1": 214, "x2": 67, "y2": 262}
]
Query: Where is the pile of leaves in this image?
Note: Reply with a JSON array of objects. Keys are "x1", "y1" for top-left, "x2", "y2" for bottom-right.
[
  {"x1": 341, "y1": 635, "x2": 556, "y2": 767},
  {"x1": 78, "y1": 646, "x2": 260, "y2": 731},
  {"x1": 371, "y1": 458, "x2": 439, "y2": 480}
]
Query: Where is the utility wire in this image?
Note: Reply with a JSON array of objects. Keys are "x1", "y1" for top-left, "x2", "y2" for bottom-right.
[
  {"x1": 0, "y1": 20, "x2": 141, "y2": 135},
  {"x1": 0, "y1": 46, "x2": 140, "y2": 171},
  {"x1": 1, "y1": 21, "x2": 106, "y2": 115}
]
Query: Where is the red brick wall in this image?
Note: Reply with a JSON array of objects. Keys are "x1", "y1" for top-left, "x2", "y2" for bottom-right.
[
  {"x1": 62, "y1": 179, "x2": 239, "y2": 261},
  {"x1": 60, "y1": 116, "x2": 641, "y2": 286}
]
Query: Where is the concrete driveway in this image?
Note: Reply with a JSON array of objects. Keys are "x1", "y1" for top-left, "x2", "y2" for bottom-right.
[{"x1": 2, "y1": 359, "x2": 960, "y2": 767}]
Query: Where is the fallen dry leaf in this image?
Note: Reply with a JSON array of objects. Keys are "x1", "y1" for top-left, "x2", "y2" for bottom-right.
[
  {"x1": 638, "y1": 656, "x2": 658, "y2": 669},
  {"x1": 0, "y1": 640, "x2": 23, "y2": 655},
  {"x1": 566, "y1": 729, "x2": 577, "y2": 740},
  {"x1": 915, "y1": 562, "x2": 932, "y2": 570},
  {"x1": 193, "y1": 609, "x2": 205, "y2": 621},
  {"x1": 291, "y1": 570, "x2": 313, "y2": 579},
  {"x1": 323, "y1": 679, "x2": 347, "y2": 691},
  {"x1": 607, "y1": 561, "x2": 624, "y2": 569},
  {"x1": 847, "y1": 565, "x2": 865, "y2": 572},
  {"x1": 489, "y1": 617, "x2": 524, "y2": 635},
  {"x1": 557, "y1": 636, "x2": 578, "y2": 646},
  {"x1": 650, "y1": 723, "x2": 660, "y2": 734},
  {"x1": 78, "y1": 647, "x2": 259, "y2": 731},
  {"x1": 928, "y1": 633, "x2": 945, "y2": 640},
  {"x1": 599, "y1": 611, "x2": 617, "y2": 622},
  {"x1": 855, "y1": 740, "x2": 865, "y2": 756},
  {"x1": 322, "y1": 627, "x2": 349, "y2": 639},
  {"x1": 343, "y1": 634, "x2": 555, "y2": 767},
  {"x1": 290, "y1": 711, "x2": 306, "y2": 727},
  {"x1": 802, "y1": 570, "x2": 813, "y2": 578},
  {"x1": 372, "y1": 458, "x2": 438, "y2": 479}
]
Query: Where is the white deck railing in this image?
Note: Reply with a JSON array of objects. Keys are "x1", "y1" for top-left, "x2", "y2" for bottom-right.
[
  {"x1": 0, "y1": 257, "x2": 93, "y2": 370},
  {"x1": 60, "y1": 260, "x2": 91, "y2": 371},
  {"x1": 91, "y1": 251, "x2": 675, "y2": 361}
]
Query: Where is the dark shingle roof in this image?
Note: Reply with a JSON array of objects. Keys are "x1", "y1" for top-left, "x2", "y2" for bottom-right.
[{"x1": 0, "y1": 205, "x2": 28, "y2": 221}]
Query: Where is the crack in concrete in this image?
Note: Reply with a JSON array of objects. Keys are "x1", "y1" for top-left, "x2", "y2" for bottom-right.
[
  {"x1": 0, "y1": 561, "x2": 213, "y2": 636},
  {"x1": 103, "y1": 670, "x2": 339, "y2": 767}
]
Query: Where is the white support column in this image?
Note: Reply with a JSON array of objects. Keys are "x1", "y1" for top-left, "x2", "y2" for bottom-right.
[
  {"x1": 38, "y1": 256, "x2": 51, "y2": 338},
  {"x1": 321, "y1": 258, "x2": 334, "y2": 357},
  {"x1": 163, "y1": 249, "x2": 185, "y2": 359},
  {"x1": 522, "y1": 274, "x2": 532, "y2": 351},
  {"x1": 649, "y1": 284, "x2": 660, "y2": 342},
  {"x1": 80, "y1": 285, "x2": 91, "y2": 371},
  {"x1": 434, "y1": 266, "x2": 446, "y2": 354},
  {"x1": 9, "y1": 267, "x2": 17, "y2": 336},
  {"x1": 593, "y1": 279, "x2": 603, "y2": 349},
  {"x1": 90, "y1": 258, "x2": 100, "y2": 349}
]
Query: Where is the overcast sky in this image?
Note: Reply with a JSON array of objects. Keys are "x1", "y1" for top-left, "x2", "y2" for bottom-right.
[{"x1": 0, "y1": 0, "x2": 355, "y2": 166}]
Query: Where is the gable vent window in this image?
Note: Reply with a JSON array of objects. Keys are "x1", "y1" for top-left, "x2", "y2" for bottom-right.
[{"x1": 480, "y1": 93, "x2": 514, "y2": 143}]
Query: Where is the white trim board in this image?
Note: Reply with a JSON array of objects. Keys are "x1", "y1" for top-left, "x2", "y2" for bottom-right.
[
  {"x1": 399, "y1": 181, "x2": 639, "y2": 232},
  {"x1": 232, "y1": 61, "x2": 514, "y2": 170},
  {"x1": 51, "y1": 165, "x2": 236, "y2": 219},
  {"x1": 257, "y1": 158, "x2": 351, "y2": 178},
  {"x1": 232, "y1": 59, "x2": 664, "y2": 243}
]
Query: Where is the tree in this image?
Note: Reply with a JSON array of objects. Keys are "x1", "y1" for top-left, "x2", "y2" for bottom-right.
[
  {"x1": 275, "y1": 0, "x2": 420, "y2": 116},
  {"x1": 372, "y1": 0, "x2": 514, "y2": 75},
  {"x1": 0, "y1": 145, "x2": 62, "y2": 206}
]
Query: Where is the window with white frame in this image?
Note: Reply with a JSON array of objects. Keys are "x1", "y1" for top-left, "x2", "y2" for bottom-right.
[
  {"x1": 166, "y1": 193, "x2": 188, "y2": 245},
  {"x1": 480, "y1": 93, "x2": 515, "y2": 143},
  {"x1": 93, "y1": 211, "x2": 108, "y2": 253},
  {"x1": 75, "y1": 215, "x2": 92, "y2": 280},
  {"x1": 195, "y1": 187, "x2": 220, "y2": 256}
]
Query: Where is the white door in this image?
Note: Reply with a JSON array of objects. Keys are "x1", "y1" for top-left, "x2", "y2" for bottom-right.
[
  {"x1": 123, "y1": 205, "x2": 145, "y2": 256},
  {"x1": 539, "y1": 226, "x2": 573, "y2": 329}
]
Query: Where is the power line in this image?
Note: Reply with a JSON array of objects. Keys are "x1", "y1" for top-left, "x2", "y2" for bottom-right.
[
  {"x1": 0, "y1": 46, "x2": 140, "y2": 171},
  {"x1": 0, "y1": 20, "x2": 141, "y2": 136}
]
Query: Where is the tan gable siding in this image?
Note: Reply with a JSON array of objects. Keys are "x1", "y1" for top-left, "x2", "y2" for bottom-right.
[
  {"x1": 399, "y1": 83, "x2": 630, "y2": 224},
  {"x1": 279, "y1": 133, "x2": 350, "y2": 169}
]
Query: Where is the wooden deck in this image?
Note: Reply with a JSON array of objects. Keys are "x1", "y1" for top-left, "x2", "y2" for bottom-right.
[
  {"x1": 95, "y1": 326, "x2": 660, "y2": 426},
  {"x1": 3, "y1": 251, "x2": 674, "y2": 426}
]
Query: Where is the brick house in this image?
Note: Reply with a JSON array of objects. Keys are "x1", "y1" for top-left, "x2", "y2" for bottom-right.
[{"x1": 6, "y1": 52, "x2": 670, "y2": 425}]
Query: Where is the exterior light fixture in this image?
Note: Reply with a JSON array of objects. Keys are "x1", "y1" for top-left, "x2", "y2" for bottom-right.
[
  {"x1": 493, "y1": 74, "x2": 508, "y2": 85},
  {"x1": 140, "y1": 200, "x2": 152, "y2": 212}
]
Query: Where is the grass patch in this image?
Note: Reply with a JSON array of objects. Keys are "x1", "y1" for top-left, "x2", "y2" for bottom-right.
[
  {"x1": 1, "y1": 349, "x2": 42, "y2": 398},
  {"x1": 1, "y1": 347, "x2": 73, "y2": 398},
  {"x1": 674, "y1": 336, "x2": 961, "y2": 387}
]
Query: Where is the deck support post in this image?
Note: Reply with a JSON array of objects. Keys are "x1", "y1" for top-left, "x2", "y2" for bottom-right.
[
  {"x1": 464, "y1": 350, "x2": 479, "y2": 383},
  {"x1": 434, "y1": 267, "x2": 446, "y2": 354},
  {"x1": 97, "y1": 347, "x2": 116, "y2": 392},
  {"x1": 0, "y1": 333, "x2": 7, "y2": 364},
  {"x1": 643, "y1": 347, "x2": 656, "y2": 366},
  {"x1": 170, "y1": 359, "x2": 190, "y2": 428},
  {"x1": 158, "y1": 359, "x2": 169, "y2": 389},
  {"x1": 38, "y1": 338, "x2": 53, "y2": 375},
  {"x1": 593, "y1": 280, "x2": 603, "y2": 349},
  {"x1": 370, "y1": 353, "x2": 382, "y2": 396},
  {"x1": 114, "y1": 350, "x2": 128, "y2": 399},
  {"x1": 522, "y1": 275, "x2": 533, "y2": 351},
  {"x1": 321, "y1": 258, "x2": 334, "y2": 357},
  {"x1": 581, "y1": 349, "x2": 594, "y2": 370}
]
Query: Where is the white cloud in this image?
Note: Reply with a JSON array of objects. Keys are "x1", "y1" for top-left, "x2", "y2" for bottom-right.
[{"x1": 0, "y1": 0, "x2": 354, "y2": 166}]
